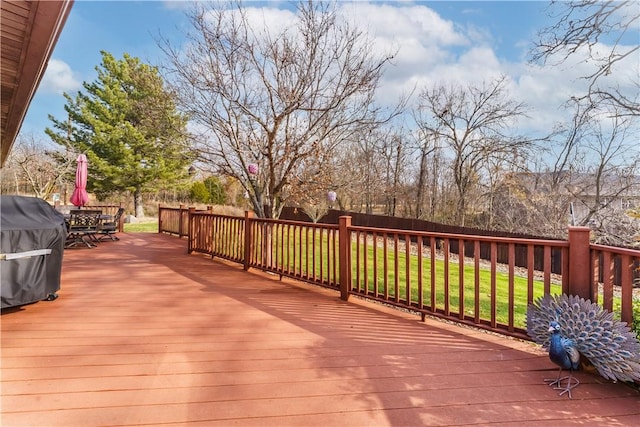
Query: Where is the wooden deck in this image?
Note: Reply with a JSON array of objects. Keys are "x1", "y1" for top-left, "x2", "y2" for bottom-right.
[{"x1": 2, "y1": 232, "x2": 639, "y2": 426}]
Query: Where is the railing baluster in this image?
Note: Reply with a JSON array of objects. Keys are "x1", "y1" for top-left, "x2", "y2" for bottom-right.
[
  {"x1": 527, "y1": 244, "x2": 534, "y2": 304},
  {"x1": 418, "y1": 235, "x2": 424, "y2": 310},
  {"x1": 319, "y1": 228, "x2": 325, "y2": 285},
  {"x1": 620, "y1": 254, "x2": 632, "y2": 325},
  {"x1": 474, "y1": 240, "x2": 480, "y2": 323},
  {"x1": 312, "y1": 227, "x2": 317, "y2": 281},
  {"x1": 405, "y1": 234, "x2": 411, "y2": 306},
  {"x1": 430, "y1": 236, "x2": 436, "y2": 311},
  {"x1": 394, "y1": 233, "x2": 400, "y2": 303},
  {"x1": 383, "y1": 232, "x2": 389, "y2": 300},
  {"x1": 508, "y1": 243, "x2": 515, "y2": 332},
  {"x1": 444, "y1": 238, "x2": 450, "y2": 316},
  {"x1": 490, "y1": 242, "x2": 497, "y2": 329},
  {"x1": 543, "y1": 246, "x2": 551, "y2": 295},
  {"x1": 603, "y1": 251, "x2": 613, "y2": 312},
  {"x1": 373, "y1": 231, "x2": 379, "y2": 298},
  {"x1": 458, "y1": 238, "x2": 464, "y2": 320},
  {"x1": 363, "y1": 230, "x2": 369, "y2": 294}
]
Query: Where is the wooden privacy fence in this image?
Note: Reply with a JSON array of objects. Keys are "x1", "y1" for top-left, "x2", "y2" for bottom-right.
[{"x1": 158, "y1": 206, "x2": 639, "y2": 340}]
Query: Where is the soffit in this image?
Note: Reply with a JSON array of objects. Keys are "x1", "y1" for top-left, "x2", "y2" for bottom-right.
[{"x1": 1, "y1": 0, "x2": 74, "y2": 166}]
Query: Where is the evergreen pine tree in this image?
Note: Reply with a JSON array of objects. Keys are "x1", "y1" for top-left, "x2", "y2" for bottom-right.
[{"x1": 47, "y1": 51, "x2": 193, "y2": 217}]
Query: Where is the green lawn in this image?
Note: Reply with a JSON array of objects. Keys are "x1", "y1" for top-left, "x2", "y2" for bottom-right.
[
  {"x1": 354, "y1": 246, "x2": 562, "y2": 328},
  {"x1": 124, "y1": 221, "x2": 158, "y2": 233}
]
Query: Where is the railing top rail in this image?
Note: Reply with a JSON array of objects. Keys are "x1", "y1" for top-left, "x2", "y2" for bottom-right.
[
  {"x1": 590, "y1": 243, "x2": 640, "y2": 257},
  {"x1": 348, "y1": 224, "x2": 570, "y2": 247},
  {"x1": 250, "y1": 216, "x2": 340, "y2": 230},
  {"x1": 189, "y1": 211, "x2": 243, "y2": 220},
  {"x1": 160, "y1": 206, "x2": 210, "y2": 213}
]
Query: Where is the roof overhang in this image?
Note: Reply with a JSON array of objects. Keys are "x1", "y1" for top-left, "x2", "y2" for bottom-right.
[{"x1": 1, "y1": 0, "x2": 74, "y2": 166}]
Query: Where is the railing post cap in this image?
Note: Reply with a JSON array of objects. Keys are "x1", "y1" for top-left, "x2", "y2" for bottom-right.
[{"x1": 568, "y1": 226, "x2": 591, "y2": 232}]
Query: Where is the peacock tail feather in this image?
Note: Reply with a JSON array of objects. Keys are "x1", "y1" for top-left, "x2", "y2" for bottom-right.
[{"x1": 527, "y1": 293, "x2": 640, "y2": 383}]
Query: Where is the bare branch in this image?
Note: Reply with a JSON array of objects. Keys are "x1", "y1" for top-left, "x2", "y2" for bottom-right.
[
  {"x1": 531, "y1": 0, "x2": 639, "y2": 117},
  {"x1": 159, "y1": 1, "x2": 398, "y2": 217},
  {"x1": 413, "y1": 76, "x2": 531, "y2": 226}
]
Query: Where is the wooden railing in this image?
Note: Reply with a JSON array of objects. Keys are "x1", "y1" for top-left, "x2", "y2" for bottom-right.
[
  {"x1": 590, "y1": 244, "x2": 640, "y2": 327},
  {"x1": 245, "y1": 214, "x2": 341, "y2": 290},
  {"x1": 158, "y1": 205, "x2": 189, "y2": 237},
  {"x1": 158, "y1": 204, "x2": 211, "y2": 237},
  {"x1": 344, "y1": 221, "x2": 570, "y2": 338},
  {"x1": 188, "y1": 211, "x2": 246, "y2": 264},
  {"x1": 158, "y1": 206, "x2": 639, "y2": 340}
]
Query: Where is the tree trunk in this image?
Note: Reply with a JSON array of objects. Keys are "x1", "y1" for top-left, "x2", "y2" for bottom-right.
[
  {"x1": 134, "y1": 188, "x2": 145, "y2": 218},
  {"x1": 415, "y1": 151, "x2": 428, "y2": 219}
]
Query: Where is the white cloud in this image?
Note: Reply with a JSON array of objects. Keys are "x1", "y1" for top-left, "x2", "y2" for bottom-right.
[
  {"x1": 344, "y1": 2, "x2": 467, "y2": 46},
  {"x1": 41, "y1": 59, "x2": 81, "y2": 94},
  {"x1": 185, "y1": 2, "x2": 637, "y2": 136},
  {"x1": 243, "y1": 6, "x2": 297, "y2": 38},
  {"x1": 509, "y1": 39, "x2": 639, "y2": 132},
  {"x1": 339, "y1": 3, "x2": 637, "y2": 135},
  {"x1": 202, "y1": 5, "x2": 297, "y2": 40}
]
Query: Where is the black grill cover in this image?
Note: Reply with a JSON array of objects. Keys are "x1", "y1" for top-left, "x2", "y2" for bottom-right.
[{"x1": 1, "y1": 196, "x2": 66, "y2": 308}]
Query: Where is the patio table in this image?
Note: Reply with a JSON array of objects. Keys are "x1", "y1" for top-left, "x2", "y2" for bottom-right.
[{"x1": 64, "y1": 210, "x2": 105, "y2": 248}]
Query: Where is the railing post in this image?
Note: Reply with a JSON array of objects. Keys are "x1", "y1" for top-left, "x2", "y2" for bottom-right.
[
  {"x1": 187, "y1": 207, "x2": 195, "y2": 253},
  {"x1": 244, "y1": 211, "x2": 253, "y2": 271},
  {"x1": 178, "y1": 204, "x2": 185, "y2": 237},
  {"x1": 568, "y1": 226, "x2": 592, "y2": 299},
  {"x1": 157, "y1": 204, "x2": 162, "y2": 234},
  {"x1": 118, "y1": 202, "x2": 124, "y2": 232},
  {"x1": 339, "y1": 216, "x2": 352, "y2": 301}
]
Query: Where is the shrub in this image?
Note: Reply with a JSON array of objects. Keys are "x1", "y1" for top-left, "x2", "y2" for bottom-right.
[{"x1": 189, "y1": 181, "x2": 210, "y2": 203}]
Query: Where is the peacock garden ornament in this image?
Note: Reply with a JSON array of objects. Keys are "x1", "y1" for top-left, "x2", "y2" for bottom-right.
[{"x1": 527, "y1": 294, "x2": 640, "y2": 399}]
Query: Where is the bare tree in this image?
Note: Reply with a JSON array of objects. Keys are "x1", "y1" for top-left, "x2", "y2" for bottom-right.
[
  {"x1": 379, "y1": 130, "x2": 408, "y2": 217},
  {"x1": 569, "y1": 107, "x2": 639, "y2": 245},
  {"x1": 410, "y1": 108, "x2": 443, "y2": 220},
  {"x1": 477, "y1": 148, "x2": 529, "y2": 230},
  {"x1": 532, "y1": 0, "x2": 639, "y2": 117},
  {"x1": 413, "y1": 76, "x2": 530, "y2": 226},
  {"x1": 493, "y1": 100, "x2": 594, "y2": 237},
  {"x1": 1, "y1": 133, "x2": 75, "y2": 200},
  {"x1": 490, "y1": 100, "x2": 639, "y2": 244},
  {"x1": 531, "y1": 1, "x2": 639, "y2": 244},
  {"x1": 490, "y1": 167, "x2": 573, "y2": 238},
  {"x1": 160, "y1": 1, "x2": 397, "y2": 218},
  {"x1": 323, "y1": 139, "x2": 362, "y2": 212}
]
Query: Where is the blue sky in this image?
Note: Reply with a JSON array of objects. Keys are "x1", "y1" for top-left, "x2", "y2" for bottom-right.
[{"x1": 20, "y1": 1, "x2": 636, "y2": 143}]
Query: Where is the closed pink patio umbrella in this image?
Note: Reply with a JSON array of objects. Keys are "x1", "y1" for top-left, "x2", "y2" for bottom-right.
[{"x1": 70, "y1": 154, "x2": 89, "y2": 207}]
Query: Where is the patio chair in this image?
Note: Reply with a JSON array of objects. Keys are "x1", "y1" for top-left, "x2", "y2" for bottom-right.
[
  {"x1": 65, "y1": 210, "x2": 102, "y2": 248},
  {"x1": 97, "y1": 207, "x2": 125, "y2": 241}
]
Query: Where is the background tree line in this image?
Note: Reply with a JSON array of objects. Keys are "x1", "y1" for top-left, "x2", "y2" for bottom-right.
[{"x1": 2, "y1": 1, "x2": 638, "y2": 246}]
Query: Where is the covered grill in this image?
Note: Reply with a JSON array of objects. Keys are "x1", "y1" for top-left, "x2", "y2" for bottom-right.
[{"x1": 1, "y1": 195, "x2": 66, "y2": 308}]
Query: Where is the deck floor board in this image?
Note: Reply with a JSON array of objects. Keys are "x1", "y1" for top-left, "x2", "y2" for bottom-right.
[{"x1": 2, "y1": 233, "x2": 639, "y2": 426}]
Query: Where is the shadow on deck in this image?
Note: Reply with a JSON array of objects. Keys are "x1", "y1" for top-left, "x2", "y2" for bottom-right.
[{"x1": 2, "y1": 233, "x2": 639, "y2": 426}]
